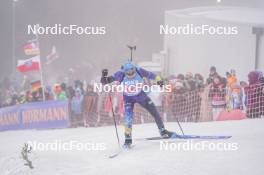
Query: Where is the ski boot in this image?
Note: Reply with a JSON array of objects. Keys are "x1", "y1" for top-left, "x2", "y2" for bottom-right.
[
  {"x1": 159, "y1": 128, "x2": 177, "y2": 138},
  {"x1": 123, "y1": 125, "x2": 133, "y2": 149},
  {"x1": 122, "y1": 138, "x2": 133, "y2": 149}
]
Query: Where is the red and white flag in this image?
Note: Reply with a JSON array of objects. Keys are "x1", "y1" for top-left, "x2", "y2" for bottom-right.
[{"x1": 16, "y1": 56, "x2": 40, "y2": 72}]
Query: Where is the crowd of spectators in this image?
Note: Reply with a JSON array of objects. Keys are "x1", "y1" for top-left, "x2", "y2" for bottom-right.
[
  {"x1": 166, "y1": 67, "x2": 264, "y2": 120},
  {"x1": 0, "y1": 67, "x2": 263, "y2": 127}
]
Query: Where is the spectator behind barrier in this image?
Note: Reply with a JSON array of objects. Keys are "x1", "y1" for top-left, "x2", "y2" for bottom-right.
[
  {"x1": 194, "y1": 73, "x2": 204, "y2": 90},
  {"x1": 207, "y1": 66, "x2": 219, "y2": 85},
  {"x1": 245, "y1": 71, "x2": 264, "y2": 118},
  {"x1": 184, "y1": 72, "x2": 196, "y2": 91},
  {"x1": 70, "y1": 88, "x2": 84, "y2": 127},
  {"x1": 208, "y1": 75, "x2": 226, "y2": 120},
  {"x1": 83, "y1": 85, "x2": 99, "y2": 127},
  {"x1": 53, "y1": 84, "x2": 67, "y2": 100},
  {"x1": 226, "y1": 70, "x2": 242, "y2": 110}
]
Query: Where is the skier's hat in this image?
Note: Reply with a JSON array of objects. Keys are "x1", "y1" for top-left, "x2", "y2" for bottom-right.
[{"x1": 122, "y1": 60, "x2": 135, "y2": 72}]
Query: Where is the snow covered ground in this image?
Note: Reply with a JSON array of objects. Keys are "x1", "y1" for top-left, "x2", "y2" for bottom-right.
[{"x1": 0, "y1": 119, "x2": 264, "y2": 175}]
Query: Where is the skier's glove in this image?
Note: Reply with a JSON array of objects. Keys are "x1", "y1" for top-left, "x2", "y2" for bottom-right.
[
  {"x1": 101, "y1": 69, "x2": 114, "y2": 84},
  {"x1": 157, "y1": 80, "x2": 164, "y2": 87},
  {"x1": 102, "y1": 69, "x2": 108, "y2": 77},
  {"x1": 156, "y1": 75, "x2": 164, "y2": 87}
]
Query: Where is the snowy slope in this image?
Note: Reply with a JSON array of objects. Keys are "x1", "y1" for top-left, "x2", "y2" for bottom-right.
[{"x1": 0, "y1": 119, "x2": 264, "y2": 175}]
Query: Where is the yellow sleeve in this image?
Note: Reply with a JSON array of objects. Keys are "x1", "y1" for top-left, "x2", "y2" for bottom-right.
[{"x1": 155, "y1": 75, "x2": 162, "y2": 82}]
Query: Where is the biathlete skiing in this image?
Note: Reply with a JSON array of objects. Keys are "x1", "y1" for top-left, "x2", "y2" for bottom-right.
[{"x1": 101, "y1": 60, "x2": 176, "y2": 148}]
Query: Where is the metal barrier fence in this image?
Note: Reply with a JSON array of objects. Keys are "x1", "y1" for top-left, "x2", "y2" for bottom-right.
[{"x1": 71, "y1": 83, "x2": 264, "y2": 127}]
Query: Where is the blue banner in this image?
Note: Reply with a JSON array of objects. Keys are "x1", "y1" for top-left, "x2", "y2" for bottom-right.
[{"x1": 0, "y1": 100, "x2": 69, "y2": 131}]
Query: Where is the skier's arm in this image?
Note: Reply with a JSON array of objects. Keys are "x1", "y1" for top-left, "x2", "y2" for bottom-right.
[
  {"x1": 101, "y1": 69, "x2": 124, "y2": 85},
  {"x1": 137, "y1": 67, "x2": 164, "y2": 86}
]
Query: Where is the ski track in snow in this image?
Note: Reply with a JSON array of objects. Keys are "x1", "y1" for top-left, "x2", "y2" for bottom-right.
[{"x1": 0, "y1": 119, "x2": 264, "y2": 175}]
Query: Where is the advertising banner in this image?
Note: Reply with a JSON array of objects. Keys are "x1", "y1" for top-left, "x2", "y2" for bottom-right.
[{"x1": 0, "y1": 100, "x2": 69, "y2": 131}]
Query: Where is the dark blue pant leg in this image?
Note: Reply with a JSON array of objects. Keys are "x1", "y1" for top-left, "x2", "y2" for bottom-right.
[
  {"x1": 124, "y1": 100, "x2": 134, "y2": 141},
  {"x1": 138, "y1": 96, "x2": 165, "y2": 130}
]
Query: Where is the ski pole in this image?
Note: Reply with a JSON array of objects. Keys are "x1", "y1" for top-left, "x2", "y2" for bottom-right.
[
  {"x1": 108, "y1": 93, "x2": 121, "y2": 148},
  {"x1": 168, "y1": 105, "x2": 185, "y2": 135},
  {"x1": 176, "y1": 118, "x2": 185, "y2": 136}
]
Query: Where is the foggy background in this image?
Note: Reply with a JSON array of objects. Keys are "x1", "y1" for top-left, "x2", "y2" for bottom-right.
[{"x1": 0, "y1": 0, "x2": 264, "y2": 83}]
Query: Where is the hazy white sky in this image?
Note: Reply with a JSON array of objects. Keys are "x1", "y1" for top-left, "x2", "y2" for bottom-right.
[{"x1": 0, "y1": 0, "x2": 263, "y2": 81}]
